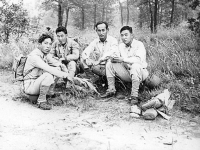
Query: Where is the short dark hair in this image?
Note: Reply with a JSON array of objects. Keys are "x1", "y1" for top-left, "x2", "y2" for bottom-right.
[
  {"x1": 120, "y1": 26, "x2": 133, "y2": 33},
  {"x1": 94, "y1": 21, "x2": 109, "y2": 30},
  {"x1": 56, "y1": 26, "x2": 67, "y2": 34},
  {"x1": 38, "y1": 34, "x2": 53, "y2": 43}
]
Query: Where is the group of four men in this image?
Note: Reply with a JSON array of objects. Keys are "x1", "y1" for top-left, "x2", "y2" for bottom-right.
[
  {"x1": 23, "y1": 21, "x2": 150, "y2": 110},
  {"x1": 49, "y1": 21, "x2": 149, "y2": 103}
]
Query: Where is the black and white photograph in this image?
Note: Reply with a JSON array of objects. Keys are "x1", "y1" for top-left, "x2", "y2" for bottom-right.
[{"x1": 0, "y1": 0, "x2": 200, "y2": 149}]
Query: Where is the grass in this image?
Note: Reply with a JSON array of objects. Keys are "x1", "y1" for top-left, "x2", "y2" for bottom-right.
[{"x1": 0, "y1": 25, "x2": 200, "y2": 114}]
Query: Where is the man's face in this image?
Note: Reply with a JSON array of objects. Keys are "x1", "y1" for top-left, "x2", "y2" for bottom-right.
[
  {"x1": 120, "y1": 30, "x2": 133, "y2": 45},
  {"x1": 41, "y1": 38, "x2": 52, "y2": 54},
  {"x1": 57, "y1": 31, "x2": 67, "y2": 44},
  {"x1": 96, "y1": 23, "x2": 108, "y2": 42}
]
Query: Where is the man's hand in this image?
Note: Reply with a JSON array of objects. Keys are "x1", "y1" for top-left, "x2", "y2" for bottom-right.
[
  {"x1": 59, "y1": 58, "x2": 65, "y2": 62},
  {"x1": 85, "y1": 59, "x2": 94, "y2": 66},
  {"x1": 60, "y1": 64, "x2": 68, "y2": 72},
  {"x1": 63, "y1": 73, "x2": 73, "y2": 83},
  {"x1": 111, "y1": 57, "x2": 124, "y2": 63}
]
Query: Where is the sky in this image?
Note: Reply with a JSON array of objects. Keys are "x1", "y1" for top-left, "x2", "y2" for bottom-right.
[{"x1": 8, "y1": 0, "x2": 41, "y2": 17}]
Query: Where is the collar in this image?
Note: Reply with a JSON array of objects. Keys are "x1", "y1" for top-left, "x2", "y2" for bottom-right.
[
  {"x1": 98, "y1": 35, "x2": 110, "y2": 43},
  {"x1": 58, "y1": 38, "x2": 68, "y2": 47},
  {"x1": 35, "y1": 48, "x2": 45, "y2": 58},
  {"x1": 125, "y1": 39, "x2": 134, "y2": 48}
]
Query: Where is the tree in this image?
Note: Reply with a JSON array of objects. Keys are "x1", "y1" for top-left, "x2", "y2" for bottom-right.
[
  {"x1": 0, "y1": 0, "x2": 30, "y2": 42},
  {"x1": 170, "y1": 0, "x2": 175, "y2": 27},
  {"x1": 119, "y1": 0, "x2": 124, "y2": 25},
  {"x1": 42, "y1": 0, "x2": 73, "y2": 27},
  {"x1": 126, "y1": 0, "x2": 130, "y2": 25},
  {"x1": 188, "y1": 0, "x2": 200, "y2": 36}
]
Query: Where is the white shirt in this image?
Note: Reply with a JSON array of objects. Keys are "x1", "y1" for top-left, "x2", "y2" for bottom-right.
[
  {"x1": 82, "y1": 35, "x2": 118, "y2": 61},
  {"x1": 119, "y1": 39, "x2": 147, "y2": 68}
]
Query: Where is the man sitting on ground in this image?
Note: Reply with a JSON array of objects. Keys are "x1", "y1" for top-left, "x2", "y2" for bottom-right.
[
  {"x1": 81, "y1": 21, "x2": 118, "y2": 83},
  {"x1": 101, "y1": 26, "x2": 149, "y2": 104},
  {"x1": 49, "y1": 26, "x2": 80, "y2": 88}
]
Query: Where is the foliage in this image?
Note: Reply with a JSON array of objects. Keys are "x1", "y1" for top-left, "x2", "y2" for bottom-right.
[
  {"x1": 188, "y1": 0, "x2": 200, "y2": 37},
  {"x1": 0, "y1": 0, "x2": 30, "y2": 42},
  {"x1": 137, "y1": 0, "x2": 192, "y2": 33}
]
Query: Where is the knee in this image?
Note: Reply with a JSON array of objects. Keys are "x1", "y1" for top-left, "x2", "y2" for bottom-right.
[
  {"x1": 68, "y1": 61, "x2": 76, "y2": 67},
  {"x1": 105, "y1": 61, "x2": 112, "y2": 70},
  {"x1": 42, "y1": 72, "x2": 54, "y2": 86},
  {"x1": 130, "y1": 63, "x2": 142, "y2": 72}
]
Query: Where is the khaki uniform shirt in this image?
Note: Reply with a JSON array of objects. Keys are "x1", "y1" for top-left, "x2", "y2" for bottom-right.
[
  {"x1": 82, "y1": 35, "x2": 118, "y2": 61},
  {"x1": 24, "y1": 48, "x2": 47, "y2": 80},
  {"x1": 119, "y1": 39, "x2": 148, "y2": 68},
  {"x1": 50, "y1": 38, "x2": 80, "y2": 62}
]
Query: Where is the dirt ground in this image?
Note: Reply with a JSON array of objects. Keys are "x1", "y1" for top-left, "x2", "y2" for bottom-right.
[{"x1": 0, "y1": 69, "x2": 200, "y2": 150}]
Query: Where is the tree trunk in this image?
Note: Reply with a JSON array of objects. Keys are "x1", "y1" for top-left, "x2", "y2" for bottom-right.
[
  {"x1": 126, "y1": 0, "x2": 129, "y2": 25},
  {"x1": 94, "y1": 4, "x2": 97, "y2": 27},
  {"x1": 157, "y1": 0, "x2": 160, "y2": 25},
  {"x1": 148, "y1": 0, "x2": 153, "y2": 33},
  {"x1": 81, "y1": 7, "x2": 85, "y2": 30},
  {"x1": 170, "y1": 0, "x2": 175, "y2": 27},
  {"x1": 58, "y1": 0, "x2": 63, "y2": 27},
  {"x1": 159, "y1": 2, "x2": 163, "y2": 25},
  {"x1": 4, "y1": 30, "x2": 9, "y2": 43},
  {"x1": 153, "y1": 0, "x2": 158, "y2": 33},
  {"x1": 119, "y1": 1, "x2": 123, "y2": 26},
  {"x1": 102, "y1": 1, "x2": 105, "y2": 21},
  {"x1": 105, "y1": 5, "x2": 108, "y2": 21},
  {"x1": 64, "y1": 7, "x2": 70, "y2": 28}
]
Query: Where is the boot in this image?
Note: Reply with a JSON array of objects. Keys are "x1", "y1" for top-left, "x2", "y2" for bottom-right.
[
  {"x1": 37, "y1": 85, "x2": 52, "y2": 110},
  {"x1": 47, "y1": 77, "x2": 59, "y2": 98},
  {"x1": 65, "y1": 71, "x2": 75, "y2": 89},
  {"x1": 101, "y1": 77, "x2": 116, "y2": 98},
  {"x1": 127, "y1": 77, "x2": 140, "y2": 105}
]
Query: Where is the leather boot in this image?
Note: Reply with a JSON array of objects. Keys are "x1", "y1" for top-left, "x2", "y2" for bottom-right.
[
  {"x1": 47, "y1": 78, "x2": 59, "y2": 98},
  {"x1": 101, "y1": 77, "x2": 116, "y2": 98},
  {"x1": 127, "y1": 77, "x2": 140, "y2": 105},
  {"x1": 37, "y1": 85, "x2": 52, "y2": 110}
]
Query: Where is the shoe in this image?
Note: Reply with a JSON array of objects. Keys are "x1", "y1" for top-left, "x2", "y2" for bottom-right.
[
  {"x1": 126, "y1": 96, "x2": 139, "y2": 105},
  {"x1": 46, "y1": 93, "x2": 56, "y2": 99},
  {"x1": 101, "y1": 90, "x2": 115, "y2": 98},
  {"x1": 115, "y1": 92, "x2": 126, "y2": 99},
  {"x1": 38, "y1": 102, "x2": 52, "y2": 110},
  {"x1": 48, "y1": 98, "x2": 63, "y2": 106},
  {"x1": 65, "y1": 82, "x2": 72, "y2": 89}
]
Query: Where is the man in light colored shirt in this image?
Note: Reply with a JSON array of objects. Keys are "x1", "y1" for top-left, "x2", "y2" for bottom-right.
[
  {"x1": 81, "y1": 21, "x2": 118, "y2": 82},
  {"x1": 23, "y1": 34, "x2": 72, "y2": 110},
  {"x1": 101, "y1": 26, "x2": 149, "y2": 104}
]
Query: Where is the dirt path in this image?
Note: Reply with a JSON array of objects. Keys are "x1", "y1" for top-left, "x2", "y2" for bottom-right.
[{"x1": 0, "y1": 70, "x2": 200, "y2": 150}]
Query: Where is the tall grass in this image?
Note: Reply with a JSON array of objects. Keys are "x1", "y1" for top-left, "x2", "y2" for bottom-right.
[{"x1": 141, "y1": 27, "x2": 200, "y2": 78}]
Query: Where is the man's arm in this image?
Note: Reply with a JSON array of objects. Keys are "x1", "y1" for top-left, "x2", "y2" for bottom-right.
[
  {"x1": 46, "y1": 54, "x2": 62, "y2": 67},
  {"x1": 31, "y1": 55, "x2": 69, "y2": 79},
  {"x1": 81, "y1": 40, "x2": 95, "y2": 61},
  {"x1": 65, "y1": 39, "x2": 80, "y2": 61}
]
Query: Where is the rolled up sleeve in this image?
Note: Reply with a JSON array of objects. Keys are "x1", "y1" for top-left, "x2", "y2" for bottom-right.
[
  {"x1": 65, "y1": 40, "x2": 80, "y2": 61},
  {"x1": 81, "y1": 40, "x2": 95, "y2": 60}
]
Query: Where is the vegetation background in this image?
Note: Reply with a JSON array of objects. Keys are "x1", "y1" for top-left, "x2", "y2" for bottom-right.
[{"x1": 0, "y1": 0, "x2": 200, "y2": 113}]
